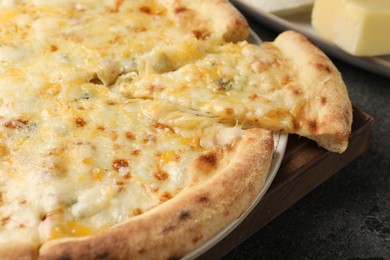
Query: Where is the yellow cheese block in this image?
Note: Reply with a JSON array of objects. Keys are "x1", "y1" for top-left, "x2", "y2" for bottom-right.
[{"x1": 312, "y1": 0, "x2": 390, "y2": 56}]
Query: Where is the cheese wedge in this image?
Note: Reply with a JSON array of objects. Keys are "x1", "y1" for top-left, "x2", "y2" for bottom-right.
[{"x1": 312, "y1": 0, "x2": 390, "y2": 56}]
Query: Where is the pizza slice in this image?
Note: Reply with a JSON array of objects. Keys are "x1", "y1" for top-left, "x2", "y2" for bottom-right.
[{"x1": 113, "y1": 31, "x2": 353, "y2": 153}]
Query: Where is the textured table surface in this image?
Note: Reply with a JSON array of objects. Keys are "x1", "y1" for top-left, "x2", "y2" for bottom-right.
[{"x1": 224, "y1": 16, "x2": 390, "y2": 260}]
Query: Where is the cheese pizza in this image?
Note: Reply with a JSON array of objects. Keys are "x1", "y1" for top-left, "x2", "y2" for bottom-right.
[{"x1": 0, "y1": 0, "x2": 352, "y2": 259}]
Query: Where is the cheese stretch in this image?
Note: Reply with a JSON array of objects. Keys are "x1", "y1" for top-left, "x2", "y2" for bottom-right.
[{"x1": 312, "y1": 0, "x2": 390, "y2": 56}]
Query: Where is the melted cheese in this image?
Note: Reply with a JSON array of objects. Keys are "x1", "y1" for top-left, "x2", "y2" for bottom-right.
[
  {"x1": 0, "y1": 0, "x2": 218, "y2": 89},
  {"x1": 0, "y1": 86, "x2": 242, "y2": 244},
  {"x1": 0, "y1": 0, "x2": 244, "y2": 245},
  {"x1": 114, "y1": 41, "x2": 305, "y2": 133}
]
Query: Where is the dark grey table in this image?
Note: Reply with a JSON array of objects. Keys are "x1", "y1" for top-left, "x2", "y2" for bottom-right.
[{"x1": 224, "y1": 17, "x2": 390, "y2": 260}]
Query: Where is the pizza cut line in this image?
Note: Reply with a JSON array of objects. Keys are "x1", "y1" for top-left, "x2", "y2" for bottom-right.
[{"x1": 0, "y1": 0, "x2": 352, "y2": 259}]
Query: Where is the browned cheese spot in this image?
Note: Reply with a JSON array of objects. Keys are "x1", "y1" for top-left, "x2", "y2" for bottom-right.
[
  {"x1": 125, "y1": 131, "x2": 136, "y2": 141},
  {"x1": 131, "y1": 149, "x2": 141, "y2": 156},
  {"x1": 196, "y1": 152, "x2": 218, "y2": 173},
  {"x1": 174, "y1": 6, "x2": 187, "y2": 14},
  {"x1": 115, "y1": 180, "x2": 124, "y2": 186},
  {"x1": 139, "y1": 4, "x2": 164, "y2": 16},
  {"x1": 289, "y1": 84, "x2": 302, "y2": 96},
  {"x1": 192, "y1": 29, "x2": 211, "y2": 40},
  {"x1": 1, "y1": 216, "x2": 11, "y2": 225},
  {"x1": 143, "y1": 134, "x2": 156, "y2": 145},
  {"x1": 0, "y1": 144, "x2": 8, "y2": 157},
  {"x1": 225, "y1": 108, "x2": 234, "y2": 115},
  {"x1": 293, "y1": 89, "x2": 303, "y2": 96},
  {"x1": 320, "y1": 96, "x2": 327, "y2": 105},
  {"x1": 109, "y1": 35, "x2": 121, "y2": 44},
  {"x1": 249, "y1": 94, "x2": 258, "y2": 101},
  {"x1": 133, "y1": 208, "x2": 143, "y2": 216},
  {"x1": 106, "y1": 100, "x2": 116, "y2": 106},
  {"x1": 122, "y1": 172, "x2": 131, "y2": 179},
  {"x1": 153, "y1": 122, "x2": 175, "y2": 133},
  {"x1": 75, "y1": 117, "x2": 86, "y2": 127},
  {"x1": 110, "y1": 132, "x2": 118, "y2": 141},
  {"x1": 154, "y1": 170, "x2": 169, "y2": 181},
  {"x1": 108, "y1": 0, "x2": 124, "y2": 13},
  {"x1": 4, "y1": 119, "x2": 29, "y2": 129},
  {"x1": 224, "y1": 142, "x2": 236, "y2": 152},
  {"x1": 50, "y1": 44, "x2": 58, "y2": 52},
  {"x1": 280, "y1": 74, "x2": 292, "y2": 86},
  {"x1": 112, "y1": 159, "x2": 129, "y2": 172},
  {"x1": 134, "y1": 26, "x2": 147, "y2": 33},
  {"x1": 39, "y1": 213, "x2": 47, "y2": 221},
  {"x1": 159, "y1": 191, "x2": 173, "y2": 202},
  {"x1": 140, "y1": 6, "x2": 151, "y2": 14}
]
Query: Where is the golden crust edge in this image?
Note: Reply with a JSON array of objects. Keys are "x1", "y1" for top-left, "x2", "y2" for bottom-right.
[
  {"x1": 162, "y1": 0, "x2": 249, "y2": 42},
  {"x1": 273, "y1": 30, "x2": 353, "y2": 153},
  {"x1": 38, "y1": 128, "x2": 274, "y2": 260},
  {"x1": 0, "y1": 243, "x2": 38, "y2": 260}
]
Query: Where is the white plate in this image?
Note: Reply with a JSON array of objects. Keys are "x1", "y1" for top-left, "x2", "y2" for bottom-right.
[
  {"x1": 232, "y1": 0, "x2": 390, "y2": 79},
  {"x1": 184, "y1": 31, "x2": 288, "y2": 259}
]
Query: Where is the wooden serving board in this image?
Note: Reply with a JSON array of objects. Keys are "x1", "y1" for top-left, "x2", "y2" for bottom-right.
[{"x1": 199, "y1": 107, "x2": 374, "y2": 259}]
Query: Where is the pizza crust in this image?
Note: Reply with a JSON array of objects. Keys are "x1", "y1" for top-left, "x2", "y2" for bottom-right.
[
  {"x1": 0, "y1": 243, "x2": 37, "y2": 260},
  {"x1": 273, "y1": 31, "x2": 353, "y2": 153},
  {"x1": 163, "y1": 0, "x2": 249, "y2": 42},
  {"x1": 39, "y1": 128, "x2": 274, "y2": 259}
]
